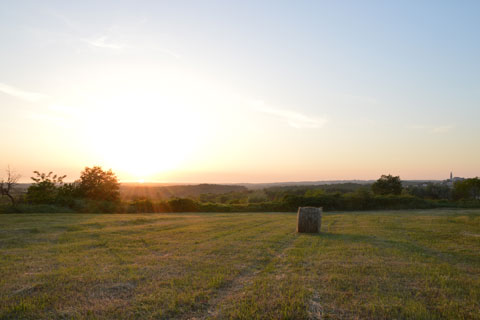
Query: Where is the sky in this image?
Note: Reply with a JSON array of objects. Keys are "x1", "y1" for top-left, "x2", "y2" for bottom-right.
[{"x1": 1, "y1": 1, "x2": 479, "y2": 183}]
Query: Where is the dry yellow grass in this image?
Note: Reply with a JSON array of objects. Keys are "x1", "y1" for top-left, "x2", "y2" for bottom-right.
[{"x1": 0, "y1": 209, "x2": 479, "y2": 319}]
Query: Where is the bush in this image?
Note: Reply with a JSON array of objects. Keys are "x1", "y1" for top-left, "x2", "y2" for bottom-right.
[
  {"x1": 372, "y1": 174, "x2": 402, "y2": 195},
  {"x1": 453, "y1": 178, "x2": 480, "y2": 200},
  {"x1": 77, "y1": 166, "x2": 120, "y2": 202},
  {"x1": 128, "y1": 199, "x2": 154, "y2": 213},
  {"x1": 72, "y1": 199, "x2": 124, "y2": 213},
  {"x1": 407, "y1": 183, "x2": 452, "y2": 200},
  {"x1": 0, "y1": 204, "x2": 74, "y2": 214},
  {"x1": 26, "y1": 181, "x2": 58, "y2": 204},
  {"x1": 167, "y1": 198, "x2": 199, "y2": 212},
  {"x1": 26, "y1": 171, "x2": 68, "y2": 205},
  {"x1": 56, "y1": 183, "x2": 81, "y2": 207}
]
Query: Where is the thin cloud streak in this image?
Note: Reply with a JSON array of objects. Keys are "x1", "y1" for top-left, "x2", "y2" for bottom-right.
[
  {"x1": 158, "y1": 48, "x2": 181, "y2": 59},
  {"x1": 83, "y1": 36, "x2": 125, "y2": 49},
  {"x1": 431, "y1": 124, "x2": 455, "y2": 133},
  {"x1": 49, "y1": 11, "x2": 124, "y2": 50},
  {"x1": 252, "y1": 100, "x2": 328, "y2": 129},
  {"x1": 44, "y1": 10, "x2": 181, "y2": 58},
  {"x1": 0, "y1": 83, "x2": 48, "y2": 102}
]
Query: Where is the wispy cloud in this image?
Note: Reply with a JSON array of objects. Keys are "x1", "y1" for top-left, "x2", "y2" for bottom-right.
[
  {"x1": 25, "y1": 105, "x2": 83, "y2": 129},
  {"x1": 47, "y1": 11, "x2": 125, "y2": 50},
  {"x1": 157, "y1": 48, "x2": 181, "y2": 59},
  {"x1": 83, "y1": 36, "x2": 125, "y2": 50},
  {"x1": 43, "y1": 10, "x2": 181, "y2": 58},
  {"x1": 430, "y1": 124, "x2": 455, "y2": 133},
  {"x1": 0, "y1": 83, "x2": 48, "y2": 102},
  {"x1": 410, "y1": 124, "x2": 455, "y2": 134},
  {"x1": 251, "y1": 100, "x2": 327, "y2": 129}
]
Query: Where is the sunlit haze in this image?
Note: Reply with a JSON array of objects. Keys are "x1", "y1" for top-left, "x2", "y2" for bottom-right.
[{"x1": 1, "y1": 1, "x2": 479, "y2": 183}]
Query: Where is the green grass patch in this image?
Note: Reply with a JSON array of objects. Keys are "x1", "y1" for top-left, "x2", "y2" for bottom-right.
[{"x1": 0, "y1": 209, "x2": 479, "y2": 319}]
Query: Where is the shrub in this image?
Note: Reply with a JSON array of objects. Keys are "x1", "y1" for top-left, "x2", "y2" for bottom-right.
[
  {"x1": 167, "y1": 198, "x2": 199, "y2": 212},
  {"x1": 129, "y1": 199, "x2": 154, "y2": 213},
  {"x1": 453, "y1": 178, "x2": 480, "y2": 200},
  {"x1": 77, "y1": 166, "x2": 120, "y2": 202},
  {"x1": 372, "y1": 174, "x2": 402, "y2": 195},
  {"x1": 26, "y1": 171, "x2": 67, "y2": 204}
]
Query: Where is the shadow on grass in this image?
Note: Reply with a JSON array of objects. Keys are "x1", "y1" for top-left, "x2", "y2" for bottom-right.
[
  {"x1": 324, "y1": 208, "x2": 480, "y2": 217},
  {"x1": 301, "y1": 231, "x2": 480, "y2": 266}
]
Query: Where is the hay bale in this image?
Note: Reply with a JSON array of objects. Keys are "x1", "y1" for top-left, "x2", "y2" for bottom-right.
[{"x1": 297, "y1": 207, "x2": 322, "y2": 233}]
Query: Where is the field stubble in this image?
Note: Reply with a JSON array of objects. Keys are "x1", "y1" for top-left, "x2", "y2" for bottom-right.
[{"x1": 0, "y1": 209, "x2": 479, "y2": 319}]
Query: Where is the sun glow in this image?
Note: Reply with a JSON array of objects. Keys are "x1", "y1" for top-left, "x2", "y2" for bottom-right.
[
  {"x1": 38, "y1": 66, "x2": 242, "y2": 182},
  {"x1": 81, "y1": 88, "x2": 208, "y2": 181}
]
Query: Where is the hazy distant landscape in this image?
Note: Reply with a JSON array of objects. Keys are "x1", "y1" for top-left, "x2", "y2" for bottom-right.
[{"x1": 2, "y1": 167, "x2": 478, "y2": 215}]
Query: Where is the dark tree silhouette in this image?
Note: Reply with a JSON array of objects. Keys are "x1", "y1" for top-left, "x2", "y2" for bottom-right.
[
  {"x1": 0, "y1": 166, "x2": 21, "y2": 206},
  {"x1": 78, "y1": 166, "x2": 120, "y2": 201},
  {"x1": 371, "y1": 174, "x2": 402, "y2": 195},
  {"x1": 27, "y1": 171, "x2": 67, "y2": 204},
  {"x1": 30, "y1": 171, "x2": 66, "y2": 184},
  {"x1": 453, "y1": 177, "x2": 480, "y2": 200}
]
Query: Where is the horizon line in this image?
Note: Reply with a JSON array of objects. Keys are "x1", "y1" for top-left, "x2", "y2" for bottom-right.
[{"x1": 15, "y1": 178, "x2": 459, "y2": 185}]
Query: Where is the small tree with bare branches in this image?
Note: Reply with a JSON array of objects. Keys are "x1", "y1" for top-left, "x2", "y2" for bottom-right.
[{"x1": 0, "y1": 166, "x2": 21, "y2": 206}]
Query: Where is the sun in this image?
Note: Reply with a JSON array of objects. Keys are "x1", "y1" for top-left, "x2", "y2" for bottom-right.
[{"x1": 84, "y1": 93, "x2": 206, "y2": 181}]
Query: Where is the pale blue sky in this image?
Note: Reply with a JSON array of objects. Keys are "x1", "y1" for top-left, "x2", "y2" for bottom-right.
[{"x1": 1, "y1": 1, "x2": 479, "y2": 182}]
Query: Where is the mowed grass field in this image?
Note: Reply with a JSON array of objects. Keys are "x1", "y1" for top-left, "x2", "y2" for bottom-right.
[{"x1": 0, "y1": 210, "x2": 479, "y2": 319}]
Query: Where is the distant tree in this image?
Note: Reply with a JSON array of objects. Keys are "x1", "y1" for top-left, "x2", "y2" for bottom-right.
[
  {"x1": 371, "y1": 174, "x2": 402, "y2": 195},
  {"x1": 0, "y1": 166, "x2": 21, "y2": 206},
  {"x1": 27, "y1": 171, "x2": 66, "y2": 204},
  {"x1": 453, "y1": 178, "x2": 480, "y2": 200},
  {"x1": 167, "y1": 198, "x2": 199, "y2": 212},
  {"x1": 304, "y1": 189, "x2": 327, "y2": 197},
  {"x1": 78, "y1": 166, "x2": 120, "y2": 201},
  {"x1": 56, "y1": 182, "x2": 81, "y2": 206},
  {"x1": 407, "y1": 183, "x2": 452, "y2": 200},
  {"x1": 199, "y1": 193, "x2": 217, "y2": 203},
  {"x1": 248, "y1": 195, "x2": 267, "y2": 204}
]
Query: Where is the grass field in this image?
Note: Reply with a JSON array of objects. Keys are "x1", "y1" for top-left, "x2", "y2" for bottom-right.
[{"x1": 1, "y1": 209, "x2": 479, "y2": 319}]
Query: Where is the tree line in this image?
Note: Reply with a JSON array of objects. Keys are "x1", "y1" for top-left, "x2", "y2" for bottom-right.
[
  {"x1": 0, "y1": 166, "x2": 121, "y2": 213},
  {"x1": 1, "y1": 169, "x2": 479, "y2": 213}
]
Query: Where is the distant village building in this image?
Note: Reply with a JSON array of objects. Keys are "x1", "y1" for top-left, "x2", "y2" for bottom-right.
[{"x1": 445, "y1": 171, "x2": 464, "y2": 187}]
